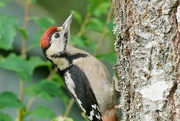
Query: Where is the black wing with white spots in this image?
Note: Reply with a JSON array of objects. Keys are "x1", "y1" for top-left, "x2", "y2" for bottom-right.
[{"x1": 58, "y1": 65, "x2": 102, "y2": 121}]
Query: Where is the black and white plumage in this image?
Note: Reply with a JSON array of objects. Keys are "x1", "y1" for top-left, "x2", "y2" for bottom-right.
[
  {"x1": 60, "y1": 65, "x2": 102, "y2": 120},
  {"x1": 40, "y1": 13, "x2": 118, "y2": 121}
]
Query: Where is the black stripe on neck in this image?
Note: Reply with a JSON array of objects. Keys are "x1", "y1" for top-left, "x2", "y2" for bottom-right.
[
  {"x1": 63, "y1": 32, "x2": 68, "y2": 51},
  {"x1": 51, "y1": 52, "x2": 88, "y2": 64}
]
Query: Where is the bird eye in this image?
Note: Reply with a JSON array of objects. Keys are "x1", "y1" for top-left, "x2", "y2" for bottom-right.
[{"x1": 54, "y1": 32, "x2": 60, "y2": 38}]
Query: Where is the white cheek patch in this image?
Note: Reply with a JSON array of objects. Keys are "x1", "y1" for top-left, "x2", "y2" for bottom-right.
[{"x1": 46, "y1": 40, "x2": 64, "y2": 58}]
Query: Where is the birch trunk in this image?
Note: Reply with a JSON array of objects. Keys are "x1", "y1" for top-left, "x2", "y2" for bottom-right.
[{"x1": 112, "y1": 0, "x2": 180, "y2": 120}]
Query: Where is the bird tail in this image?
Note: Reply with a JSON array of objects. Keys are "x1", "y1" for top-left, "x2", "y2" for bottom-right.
[{"x1": 102, "y1": 107, "x2": 118, "y2": 121}]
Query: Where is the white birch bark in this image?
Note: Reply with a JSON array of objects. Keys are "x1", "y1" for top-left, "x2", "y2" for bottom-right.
[{"x1": 113, "y1": 0, "x2": 180, "y2": 120}]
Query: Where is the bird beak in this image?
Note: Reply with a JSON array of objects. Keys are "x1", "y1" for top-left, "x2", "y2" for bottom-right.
[{"x1": 62, "y1": 12, "x2": 74, "y2": 31}]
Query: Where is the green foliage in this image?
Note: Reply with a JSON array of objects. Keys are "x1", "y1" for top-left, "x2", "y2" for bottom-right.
[
  {"x1": 28, "y1": 105, "x2": 56, "y2": 120},
  {"x1": 31, "y1": 17, "x2": 55, "y2": 48},
  {"x1": 16, "y1": 27, "x2": 28, "y2": 39},
  {"x1": 32, "y1": 17, "x2": 55, "y2": 29},
  {"x1": 0, "y1": 0, "x2": 115, "y2": 120},
  {"x1": 0, "y1": 112, "x2": 12, "y2": 121},
  {"x1": 51, "y1": 116, "x2": 74, "y2": 121},
  {"x1": 0, "y1": 15, "x2": 18, "y2": 50},
  {"x1": 97, "y1": 52, "x2": 117, "y2": 65},
  {"x1": 0, "y1": 91, "x2": 24, "y2": 108},
  {"x1": 0, "y1": 2, "x2": 5, "y2": 8},
  {"x1": 70, "y1": 10, "x2": 82, "y2": 25},
  {"x1": 0, "y1": 54, "x2": 48, "y2": 81},
  {"x1": 71, "y1": 0, "x2": 115, "y2": 64},
  {"x1": 30, "y1": 0, "x2": 37, "y2": 4},
  {"x1": 26, "y1": 80, "x2": 65, "y2": 100},
  {"x1": 87, "y1": 18, "x2": 105, "y2": 32}
]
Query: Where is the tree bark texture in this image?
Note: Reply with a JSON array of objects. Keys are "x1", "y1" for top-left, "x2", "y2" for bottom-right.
[{"x1": 113, "y1": 0, "x2": 180, "y2": 120}]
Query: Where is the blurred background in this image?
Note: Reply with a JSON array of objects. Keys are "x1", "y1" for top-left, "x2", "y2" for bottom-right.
[{"x1": 0, "y1": 0, "x2": 115, "y2": 121}]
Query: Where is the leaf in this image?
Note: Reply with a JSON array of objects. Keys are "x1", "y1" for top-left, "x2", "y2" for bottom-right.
[
  {"x1": 29, "y1": 105, "x2": 56, "y2": 119},
  {"x1": 0, "y1": 54, "x2": 48, "y2": 81},
  {"x1": 32, "y1": 17, "x2": 55, "y2": 29},
  {"x1": 0, "y1": 54, "x2": 20, "y2": 78},
  {"x1": 32, "y1": 29, "x2": 44, "y2": 48},
  {"x1": 51, "y1": 116, "x2": 74, "y2": 121},
  {"x1": 70, "y1": 10, "x2": 82, "y2": 25},
  {"x1": 70, "y1": 34, "x2": 85, "y2": 47},
  {"x1": 0, "y1": 2, "x2": 5, "y2": 7},
  {"x1": 87, "y1": 0, "x2": 100, "y2": 13},
  {"x1": 0, "y1": 15, "x2": 18, "y2": 50},
  {"x1": 29, "y1": 56, "x2": 50, "y2": 69},
  {"x1": 71, "y1": 34, "x2": 97, "y2": 52},
  {"x1": 93, "y1": 2, "x2": 110, "y2": 17},
  {"x1": 26, "y1": 80, "x2": 65, "y2": 100},
  {"x1": 96, "y1": 52, "x2": 116, "y2": 65},
  {"x1": 107, "y1": 20, "x2": 114, "y2": 33},
  {"x1": 87, "y1": 18, "x2": 105, "y2": 32},
  {"x1": 0, "y1": 91, "x2": 24, "y2": 108},
  {"x1": 0, "y1": 112, "x2": 12, "y2": 121},
  {"x1": 82, "y1": 38, "x2": 97, "y2": 51},
  {"x1": 16, "y1": 27, "x2": 28, "y2": 39},
  {"x1": 30, "y1": 0, "x2": 36, "y2": 3}
]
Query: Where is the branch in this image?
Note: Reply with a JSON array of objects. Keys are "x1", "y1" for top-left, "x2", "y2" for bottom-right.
[{"x1": 18, "y1": 1, "x2": 30, "y2": 121}]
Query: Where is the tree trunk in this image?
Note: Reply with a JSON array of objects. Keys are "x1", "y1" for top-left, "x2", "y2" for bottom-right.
[{"x1": 112, "y1": 0, "x2": 180, "y2": 120}]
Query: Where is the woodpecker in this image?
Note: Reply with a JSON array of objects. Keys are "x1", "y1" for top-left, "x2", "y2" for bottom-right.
[{"x1": 40, "y1": 13, "x2": 118, "y2": 121}]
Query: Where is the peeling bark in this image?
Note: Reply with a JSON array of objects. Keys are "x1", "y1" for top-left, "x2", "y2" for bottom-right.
[{"x1": 113, "y1": 0, "x2": 180, "y2": 120}]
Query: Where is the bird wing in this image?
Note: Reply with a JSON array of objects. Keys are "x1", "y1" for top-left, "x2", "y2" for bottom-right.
[{"x1": 59, "y1": 65, "x2": 102, "y2": 121}]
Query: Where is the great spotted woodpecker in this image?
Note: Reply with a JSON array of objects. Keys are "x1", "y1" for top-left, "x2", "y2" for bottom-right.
[{"x1": 40, "y1": 13, "x2": 118, "y2": 121}]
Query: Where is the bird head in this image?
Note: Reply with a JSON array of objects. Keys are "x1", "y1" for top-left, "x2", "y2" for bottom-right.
[{"x1": 40, "y1": 13, "x2": 74, "y2": 59}]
